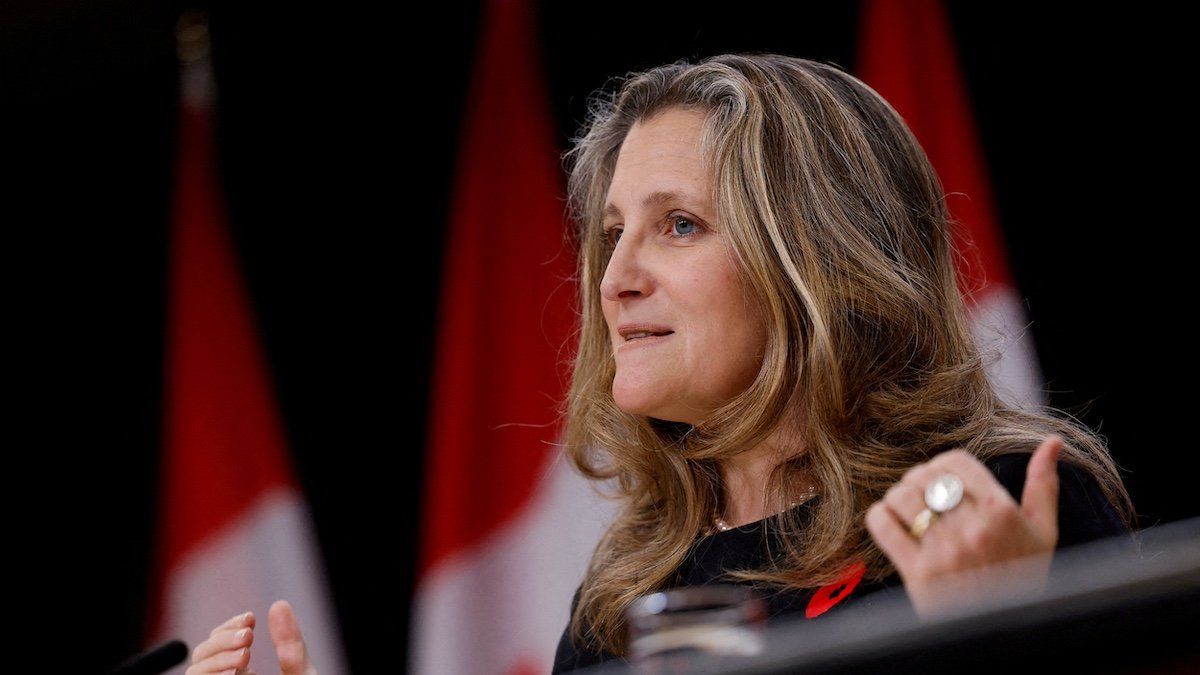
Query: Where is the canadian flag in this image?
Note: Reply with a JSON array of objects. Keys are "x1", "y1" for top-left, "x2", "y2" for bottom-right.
[
  {"x1": 857, "y1": 0, "x2": 1046, "y2": 410},
  {"x1": 408, "y1": 0, "x2": 616, "y2": 673},
  {"x1": 144, "y1": 38, "x2": 349, "y2": 675}
]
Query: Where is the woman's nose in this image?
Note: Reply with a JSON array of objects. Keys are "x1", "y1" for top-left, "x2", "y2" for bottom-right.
[{"x1": 599, "y1": 238, "x2": 651, "y2": 301}]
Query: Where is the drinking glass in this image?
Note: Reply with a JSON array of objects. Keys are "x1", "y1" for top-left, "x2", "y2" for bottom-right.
[{"x1": 625, "y1": 584, "x2": 767, "y2": 672}]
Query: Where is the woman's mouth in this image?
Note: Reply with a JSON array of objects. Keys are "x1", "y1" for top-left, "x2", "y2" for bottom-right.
[{"x1": 618, "y1": 331, "x2": 673, "y2": 351}]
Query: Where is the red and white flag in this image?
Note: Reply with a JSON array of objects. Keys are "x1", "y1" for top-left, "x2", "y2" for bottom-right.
[
  {"x1": 857, "y1": 0, "x2": 1046, "y2": 410},
  {"x1": 145, "y1": 45, "x2": 348, "y2": 675},
  {"x1": 409, "y1": 0, "x2": 616, "y2": 673}
]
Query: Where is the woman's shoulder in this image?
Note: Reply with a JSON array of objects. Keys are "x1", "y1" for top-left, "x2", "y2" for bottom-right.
[
  {"x1": 981, "y1": 452, "x2": 1131, "y2": 548},
  {"x1": 552, "y1": 582, "x2": 623, "y2": 674}
]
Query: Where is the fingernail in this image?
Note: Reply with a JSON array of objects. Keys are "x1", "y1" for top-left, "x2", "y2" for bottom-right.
[
  {"x1": 240, "y1": 647, "x2": 248, "y2": 657},
  {"x1": 240, "y1": 611, "x2": 252, "y2": 622},
  {"x1": 236, "y1": 628, "x2": 248, "y2": 640}
]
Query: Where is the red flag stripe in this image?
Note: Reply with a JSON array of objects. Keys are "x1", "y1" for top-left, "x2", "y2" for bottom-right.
[{"x1": 417, "y1": 0, "x2": 576, "y2": 579}]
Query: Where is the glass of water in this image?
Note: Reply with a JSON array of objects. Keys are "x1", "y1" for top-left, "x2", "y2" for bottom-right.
[{"x1": 625, "y1": 584, "x2": 767, "y2": 672}]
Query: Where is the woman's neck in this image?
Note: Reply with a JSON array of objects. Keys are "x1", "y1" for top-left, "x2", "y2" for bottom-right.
[{"x1": 718, "y1": 431, "x2": 811, "y2": 528}]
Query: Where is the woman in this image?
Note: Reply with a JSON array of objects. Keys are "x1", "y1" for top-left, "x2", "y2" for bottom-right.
[
  {"x1": 185, "y1": 53, "x2": 1136, "y2": 675},
  {"x1": 549, "y1": 52, "x2": 1135, "y2": 671}
]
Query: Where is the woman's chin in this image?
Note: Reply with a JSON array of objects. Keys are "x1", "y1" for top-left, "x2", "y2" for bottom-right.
[
  {"x1": 611, "y1": 384, "x2": 662, "y2": 418},
  {"x1": 611, "y1": 396, "x2": 656, "y2": 419},
  {"x1": 612, "y1": 391, "x2": 696, "y2": 425}
]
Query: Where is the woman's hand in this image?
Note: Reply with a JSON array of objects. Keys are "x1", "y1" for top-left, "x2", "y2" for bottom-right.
[
  {"x1": 185, "y1": 600, "x2": 318, "y2": 675},
  {"x1": 865, "y1": 435, "x2": 1064, "y2": 620}
]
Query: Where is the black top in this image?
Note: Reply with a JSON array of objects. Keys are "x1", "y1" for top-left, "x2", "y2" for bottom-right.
[{"x1": 551, "y1": 453, "x2": 1134, "y2": 673}]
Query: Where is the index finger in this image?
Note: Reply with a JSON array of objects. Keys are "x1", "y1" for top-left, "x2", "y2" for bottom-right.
[
  {"x1": 191, "y1": 625, "x2": 253, "y2": 665},
  {"x1": 211, "y1": 611, "x2": 255, "y2": 636}
]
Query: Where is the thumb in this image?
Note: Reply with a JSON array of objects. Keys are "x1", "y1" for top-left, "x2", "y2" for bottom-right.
[
  {"x1": 268, "y1": 600, "x2": 317, "y2": 675},
  {"x1": 1021, "y1": 434, "x2": 1063, "y2": 545}
]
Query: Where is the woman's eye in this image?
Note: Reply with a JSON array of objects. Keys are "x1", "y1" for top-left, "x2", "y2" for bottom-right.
[
  {"x1": 670, "y1": 215, "x2": 697, "y2": 236},
  {"x1": 600, "y1": 226, "x2": 621, "y2": 249},
  {"x1": 602, "y1": 215, "x2": 697, "y2": 249}
]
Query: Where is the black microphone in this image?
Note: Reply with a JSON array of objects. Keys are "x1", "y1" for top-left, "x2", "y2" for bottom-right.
[{"x1": 105, "y1": 639, "x2": 189, "y2": 675}]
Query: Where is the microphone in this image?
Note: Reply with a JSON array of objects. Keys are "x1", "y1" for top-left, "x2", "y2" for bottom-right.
[{"x1": 105, "y1": 639, "x2": 189, "y2": 675}]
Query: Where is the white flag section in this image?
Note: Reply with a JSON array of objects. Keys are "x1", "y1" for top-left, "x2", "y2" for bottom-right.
[
  {"x1": 412, "y1": 456, "x2": 618, "y2": 675},
  {"x1": 970, "y1": 285, "x2": 1047, "y2": 412},
  {"x1": 152, "y1": 488, "x2": 348, "y2": 675}
]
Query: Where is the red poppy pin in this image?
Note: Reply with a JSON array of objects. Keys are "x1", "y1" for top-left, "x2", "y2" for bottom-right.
[{"x1": 806, "y1": 559, "x2": 866, "y2": 618}]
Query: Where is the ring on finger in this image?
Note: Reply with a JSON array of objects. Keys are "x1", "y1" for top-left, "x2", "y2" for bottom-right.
[{"x1": 910, "y1": 472, "x2": 965, "y2": 540}]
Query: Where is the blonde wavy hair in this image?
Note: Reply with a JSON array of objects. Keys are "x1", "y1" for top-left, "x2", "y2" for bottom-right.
[{"x1": 557, "y1": 52, "x2": 1135, "y2": 656}]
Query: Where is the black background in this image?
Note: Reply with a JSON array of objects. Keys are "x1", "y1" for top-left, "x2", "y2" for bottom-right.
[{"x1": 3, "y1": 1, "x2": 1193, "y2": 672}]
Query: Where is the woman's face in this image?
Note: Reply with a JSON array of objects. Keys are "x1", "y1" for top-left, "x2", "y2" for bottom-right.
[{"x1": 600, "y1": 107, "x2": 767, "y2": 426}]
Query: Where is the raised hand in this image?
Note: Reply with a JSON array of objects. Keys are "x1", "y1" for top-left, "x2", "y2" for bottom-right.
[
  {"x1": 184, "y1": 600, "x2": 318, "y2": 675},
  {"x1": 865, "y1": 434, "x2": 1063, "y2": 619}
]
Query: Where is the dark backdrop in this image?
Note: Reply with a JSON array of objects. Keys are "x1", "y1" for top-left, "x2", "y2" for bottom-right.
[{"x1": 3, "y1": 1, "x2": 1193, "y2": 672}]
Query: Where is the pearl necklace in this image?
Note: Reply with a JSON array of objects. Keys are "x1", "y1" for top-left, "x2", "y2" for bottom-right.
[{"x1": 711, "y1": 485, "x2": 819, "y2": 533}]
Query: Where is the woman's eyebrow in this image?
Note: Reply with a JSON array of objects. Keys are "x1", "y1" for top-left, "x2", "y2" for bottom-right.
[{"x1": 603, "y1": 190, "x2": 701, "y2": 220}]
